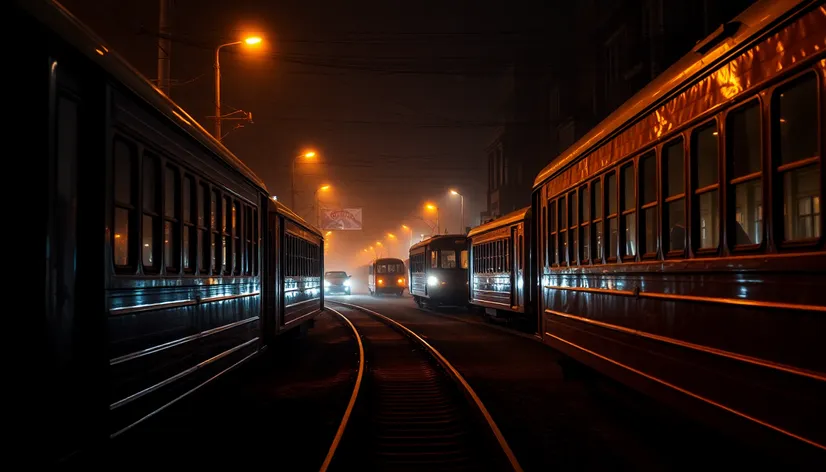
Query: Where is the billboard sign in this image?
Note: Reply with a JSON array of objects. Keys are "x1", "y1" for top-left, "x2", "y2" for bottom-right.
[{"x1": 320, "y1": 208, "x2": 363, "y2": 230}]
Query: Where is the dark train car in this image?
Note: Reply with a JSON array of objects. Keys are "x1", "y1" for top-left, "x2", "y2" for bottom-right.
[
  {"x1": 20, "y1": 0, "x2": 323, "y2": 463},
  {"x1": 270, "y1": 200, "x2": 324, "y2": 334},
  {"x1": 467, "y1": 207, "x2": 535, "y2": 328},
  {"x1": 368, "y1": 257, "x2": 407, "y2": 296},
  {"x1": 532, "y1": 0, "x2": 825, "y2": 454},
  {"x1": 409, "y1": 235, "x2": 469, "y2": 307}
]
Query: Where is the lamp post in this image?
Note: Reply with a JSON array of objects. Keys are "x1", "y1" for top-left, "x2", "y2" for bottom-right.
[
  {"x1": 401, "y1": 224, "x2": 413, "y2": 248},
  {"x1": 291, "y1": 151, "x2": 316, "y2": 209},
  {"x1": 314, "y1": 184, "x2": 330, "y2": 227},
  {"x1": 449, "y1": 189, "x2": 464, "y2": 234},
  {"x1": 424, "y1": 203, "x2": 439, "y2": 235},
  {"x1": 214, "y1": 36, "x2": 261, "y2": 141}
]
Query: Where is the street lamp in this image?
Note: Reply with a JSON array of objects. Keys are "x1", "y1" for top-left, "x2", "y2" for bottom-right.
[
  {"x1": 401, "y1": 224, "x2": 413, "y2": 248},
  {"x1": 314, "y1": 184, "x2": 331, "y2": 227},
  {"x1": 291, "y1": 151, "x2": 317, "y2": 209},
  {"x1": 424, "y1": 203, "x2": 439, "y2": 235},
  {"x1": 449, "y1": 189, "x2": 464, "y2": 234},
  {"x1": 213, "y1": 36, "x2": 262, "y2": 141}
]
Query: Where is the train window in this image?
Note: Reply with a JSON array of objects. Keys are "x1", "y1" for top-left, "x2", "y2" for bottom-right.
[
  {"x1": 663, "y1": 138, "x2": 686, "y2": 253},
  {"x1": 113, "y1": 139, "x2": 136, "y2": 267},
  {"x1": 244, "y1": 206, "x2": 252, "y2": 275},
  {"x1": 621, "y1": 163, "x2": 636, "y2": 258},
  {"x1": 548, "y1": 200, "x2": 557, "y2": 265},
  {"x1": 252, "y1": 208, "x2": 258, "y2": 275},
  {"x1": 142, "y1": 153, "x2": 161, "y2": 271},
  {"x1": 774, "y1": 74, "x2": 821, "y2": 242},
  {"x1": 164, "y1": 166, "x2": 180, "y2": 273},
  {"x1": 199, "y1": 183, "x2": 209, "y2": 273},
  {"x1": 692, "y1": 121, "x2": 720, "y2": 250},
  {"x1": 592, "y1": 179, "x2": 603, "y2": 261},
  {"x1": 568, "y1": 191, "x2": 578, "y2": 264},
  {"x1": 579, "y1": 186, "x2": 590, "y2": 262},
  {"x1": 727, "y1": 101, "x2": 763, "y2": 247},
  {"x1": 461, "y1": 250, "x2": 469, "y2": 269},
  {"x1": 182, "y1": 176, "x2": 195, "y2": 272},
  {"x1": 233, "y1": 201, "x2": 241, "y2": 274},
  {"x1": 639, "y1": 151, "x2": 657, "y2": 256},
  {"x1": 558, "y1": 195, "x2": 567, "y2": 265},
  {"x1": 441, "y1": 250, "x2": 457, "y2": 269},
  {"x1": 430, "y1": 250, "x2": 438, "y2": 268},
  {"x1": 606, "y1": 172, "x2": 617, "y2": 259},
  {"x1": 210, "y1": 190, "x2": 219, "y2": 272},
  {"x1": 222, "y1": 196, "x2": 231, "y2": 274}
]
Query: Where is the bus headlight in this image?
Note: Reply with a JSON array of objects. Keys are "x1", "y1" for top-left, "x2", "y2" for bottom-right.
[
  {"x1": 324, "y1": 280, "x2": 331, "y2": 287},
  {"x1": 427, "y1": 276, "x2": 438, "y2": 286},
  {"x1": 343, "y1": 279, "x2": 351, "y2": 287}
]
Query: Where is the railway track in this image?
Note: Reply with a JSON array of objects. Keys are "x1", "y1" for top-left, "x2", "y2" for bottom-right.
[{"x1": 321, "y1": 301, "x2": 522, "y2": 472}]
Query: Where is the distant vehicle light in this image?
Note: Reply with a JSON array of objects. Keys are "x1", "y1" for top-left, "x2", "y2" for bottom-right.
[
  {"x1": 343, "y1": 279, "x2": 351, "y2": 286},
  {"x1": 378, "y1": 278, "x2": 384, "y2": 285},
  {"x1": 324, "y1": 280, "x2": 331, "y2": 287},
  {"x1": 427, "y1": 276, "x2": 438, "y2": 286}
]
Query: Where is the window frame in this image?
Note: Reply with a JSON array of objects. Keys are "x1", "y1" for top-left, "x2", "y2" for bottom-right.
[
  {"x1": 725, "y1": 97, "x2": 765, "y2": 253},
  {"x1": 691, "y1": 118, "x2": 722, "y2": 255},
  {"x1": 770, "y1": 69, "x2": 823, "y2": 249}
]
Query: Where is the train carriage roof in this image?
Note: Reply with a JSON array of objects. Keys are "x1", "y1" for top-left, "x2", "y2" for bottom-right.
[
  {"x1": 533, "y1": 0, "x2": 815, "y2": 190},
  {"x1": 410, "y1": 234, "x2": 468, "y2": 252},
  {"x1": 272, "y1": 199, "x2": 323, "y2": 237},
  {"x1": 19, "y1": 0, "x2": 268, "y2": 192},
  {"x1": 467, "y1": 206, "x2": 531, "y2": 238}
]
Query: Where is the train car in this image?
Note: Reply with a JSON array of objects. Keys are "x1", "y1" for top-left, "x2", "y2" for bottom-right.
[
  {"x1": 368, "y1": 257, "x2": 407, "y2": 296},
  {"x1": 531, "y1": 0, "x2": 825, "y2": 454},
  {"x1": 409, "y1": 235, "x2": 469, "y2": 307},
  {"x1": 20, "y1": 0, "x2": 323, "y2": 463},
  {"x1": 270, "y1": 200, "x2": 325, "y2": 334},
  {"x1": 467, "y1": 207, "x2": 535, "y2": 329}
]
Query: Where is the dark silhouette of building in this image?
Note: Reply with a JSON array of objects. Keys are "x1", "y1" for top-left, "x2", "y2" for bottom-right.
[{"x1": 481, "y1": 0, "x2": 757, "y2": 223}]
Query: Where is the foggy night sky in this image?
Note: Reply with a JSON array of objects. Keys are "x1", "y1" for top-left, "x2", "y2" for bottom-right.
[{"x1": 60, "y1": 0, "x2": 552, "y2": 270}]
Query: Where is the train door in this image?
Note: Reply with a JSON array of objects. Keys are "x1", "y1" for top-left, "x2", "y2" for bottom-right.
[{"x1": 368, "y1": 263, "x2": 374, "y2": 294}]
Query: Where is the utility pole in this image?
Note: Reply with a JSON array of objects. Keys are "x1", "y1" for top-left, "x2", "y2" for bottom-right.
[{"x1": 157, "y1": 0, "x2": 172, "y2": 96}]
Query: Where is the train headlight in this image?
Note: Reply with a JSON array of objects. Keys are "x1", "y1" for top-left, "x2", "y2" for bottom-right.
[
  {"x1": 378, "y1": 278, "x2": 384, "y2": 285},
  {"x1": 324, "y1": 280, "x2": 331, "y2": 287},
  {"x1": 397, "y1": 277, "x2": 404, "y2": 285},
  {"x1": 427, "y1": 276, "x2": 438, "y2": 286},
  {"x1": 343, "y1": 279, "x2": 351, "y2": 287}
]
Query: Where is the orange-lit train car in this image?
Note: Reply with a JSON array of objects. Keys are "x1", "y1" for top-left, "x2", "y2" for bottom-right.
[
  {"x1": 532, "y1": 0, "x2": 825, "y2": 456},
  {"x1": 21, "y1": 0, "x2": 324, "y2": 463},
  {"x1": 467, "y1": 207, "x2": 535, "y2": 330}
]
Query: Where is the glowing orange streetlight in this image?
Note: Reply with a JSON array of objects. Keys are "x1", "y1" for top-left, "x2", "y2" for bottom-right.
[
  {"x1": 387, "y1": 233, "x2": 396, "y2": 239},
  {"x1": 315, "y1": 184, "x2": 331, "y2": 227},
  {"x1": 424, "y1": 203, "x2": 440, "y2": 234},
  {"x1": 213, "y1": 35, "x2": 264, "y2": 141},
  {"x1": 291, "y1": 150, "x2": 319, "y2": 208},
  {"x1": 449, "y1": 189, "x2": 464, "y2": 233},
  {"x1": 401, "y1": 224, "x2": 413, "y2": 247}
]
